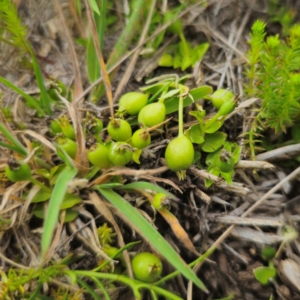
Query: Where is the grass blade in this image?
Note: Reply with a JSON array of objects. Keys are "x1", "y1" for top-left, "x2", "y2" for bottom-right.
[
  {"x1": 91, "y1": 0, "x2": 146, "y2": 101},
  {"x1": 0, "y1": 140, "x2": 26, "y2": 155},
  {"x1": 41, "y1": 167, "x2": 77, "y2": 258},
  {"x1": 77, "y1": 278, "x2": 102, "y2": 300},
  {"x1": 96, "y1": 187, "x2": 208, "y2": 292},
  {"x1": 88, "y1": 0, "x2": 100, "y2": 15},
  {"x1": 0, "y1": 76, "x2": 45, "y2": 116},
  {"x1": 30, "y1": 52, "x2": 53, "y2": 116},
  {"x1": 118, "y1": 181, "x2": 178, "y2": 200},
  {"x1": 0, "y1": 122, "x2": 28, "y2": 156}
]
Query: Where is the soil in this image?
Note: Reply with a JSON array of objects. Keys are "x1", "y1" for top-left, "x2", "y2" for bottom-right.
[{"x1": 1, "y1": 0, "x2": 300, "y2": 300}]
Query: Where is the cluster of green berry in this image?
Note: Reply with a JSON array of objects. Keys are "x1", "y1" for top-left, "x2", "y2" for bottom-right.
[{"x1": 5, "y1": 80, "x2": 238, "y2": 184}]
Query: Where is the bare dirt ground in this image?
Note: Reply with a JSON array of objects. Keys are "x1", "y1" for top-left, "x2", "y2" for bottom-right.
[{"x1": 1, "y1": 0, "x2": 300, "y2": 299}]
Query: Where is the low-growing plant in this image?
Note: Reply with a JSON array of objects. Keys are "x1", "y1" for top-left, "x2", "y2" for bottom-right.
[
  {"x1": 244, "y1": 19, "x2": 300, "y2": 158},
  {"x1": 0, "y1": 0, "x2": 255, "y2": 299}
]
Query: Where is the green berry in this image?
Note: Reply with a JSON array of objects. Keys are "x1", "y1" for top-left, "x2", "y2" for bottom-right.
[
  {"x1": 138, "y1": 102, "x2": 166, "y2": 128},
  {"x1": 107, "y1": 118, "x2": 132, "y2": 142},
  {"x1": 88, "y1": 143, "x2": 111, "y2": 169},
  {"x1": 131, "y1": 129, "x2": 151, "y2": 149},
  {"x1": 108, "y1": 142, "x2": 133, "y2": 166},
  {"x1": 132, "y1": 252, "x2": 162, "y2": 283},
  {"x1": 118, "y1": 92, "x2": 148, "y2": 116},
  {"x1": 56, "y1": 137, "x2": 77, "y2": 159},
  {"x1": 165, "y1": 135, "x2": 194, "y2": 172},
  {"x1": 50, "y1": 119, "x2": 62, "y2": 134},
  {"x1": 207, "y1": 89, "x2": 234, "y2": 109},
  {"x1": 59, "y1": 115, "x2": 75, "y2": 140},
  {"x1": 5, "y1": 159, "x2": 31, "y2": 182}
]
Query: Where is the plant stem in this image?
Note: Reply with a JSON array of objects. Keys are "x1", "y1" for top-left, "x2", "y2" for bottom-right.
[
  {"x1": 178, "y1": 95, "x2": 184, "y2": 137},
  {"x1": 30, "y1": 177, "x2": 51, "y2": 193}
]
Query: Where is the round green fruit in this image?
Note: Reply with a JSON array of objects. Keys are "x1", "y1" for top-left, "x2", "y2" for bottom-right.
[
  {"x1": 118, "y1": 92, "x2": 148, "y2": 116},
  {"x1": 48, "y1": 81, "x2": 67, "y2": 101},
  {"x1": 108, "y1": 142, "x2": 133, "y2": 166},
  {"x1": 57, "y1": 137, "x2": 77, "y2": 159},
  {"x1": 50, "y1": 119, "x2": 62, "y2": 134},
  {"x1": 209, "y1": 89, "x2": 234, "y2": 109},
  {"x1": 138, "y1": 102, "x2": 166, "y2": 128},
  {"x1": 89, "y1": 119, "x2": 103, "y2": 135},
  {"x1": 107, "y1": 118, "x2": 132, "y2": 142},
  {"x1": 216, "y1": 98, "x2": 236, "y2": 117},
  {"x1": 153, "y1": 193, "x2": 170, "y2": 210},
  {"x1": 131, "y1": 129, "x2": 151, "y2": 149},
  {"x1": 132, "y1": 252, "x2": 163, "y2": 283},
  {"x1": 88, "y1": 143, "x2": 111, "y2": 169},
  {"x1": 5, "y1": 161, "x2": 31, "y2": 182},
  {"x1": 165, "y1": 135, "x2": 194, "y2": 172}
]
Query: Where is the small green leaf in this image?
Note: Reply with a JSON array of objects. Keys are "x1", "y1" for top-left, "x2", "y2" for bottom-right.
[
  {"x1": 32, "y1": 203, "x2": 46, "y2": 219},
  {"x1": 282, "y1": 225, "x2": 298, "y2": 243},
  {"x1": 188, "y1": 124, "x2": 205, "y2": 144},
  {"x1": 204, "y1": 119, "x2": 224, "y2": 133},
  {"x1": 62, "y1": 209, "x2": 79, "y2": 223},
  {"x1": 205, "y1": 149, "x2": 221, "y2": 166},
  {"x1": 88, "y1": 0, "x2": 100, "y2": 15},
  {"x1": 60, "y1": 193, "x2": 82, "y2": 210},
  {"x1": 31, "y1": 189, "x2": 51, "y2": 203},
  {"x1": 164, "y1": 86, "x2": 212, "y2": 114},
  {"x1": 158, "y1": 53, "x2": 173, "y2": 67},
  {"x1": 132, "y1": 148, "x2": 143, "y2": 164},
  {"x1": 189, "y1": 109, "x2": 206, "y2": 123},
  {"x1": 220, "y1": 170, "x2": 234, "y2": 184},
  {"x1": 191, "y1": 43, "x2": 210, "y2": 65},
  {"x1": 181, "y1": 55, "x2": 193, "y2": 71},
  {"x1": 261, "y1": 246, "x2": 276, "y2": 260},
  {"x1": 159, "y1": 88, "x2": 180, "y2": 100},
  {"x1": 201, "y1": 132, "x2": 227, "y2": 152},
  {"x1": 205, "y1": 166, "x2": 220, "y2": 187},
  {"x1": 253, "y1": 266, "x2": 276, "y2": 285},
  {"x1": 173, "y1": 49, "x2": 182, "y2": 69},
  {"x1": 232, "y1": 143, "x2": 242, "y2": 163}
]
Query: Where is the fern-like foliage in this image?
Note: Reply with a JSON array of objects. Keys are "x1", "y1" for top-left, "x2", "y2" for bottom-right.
[
  {"x1": 0, "y1": 0, "x2": 29, "y2": 51},
  {"x1": 244, "y1": 20, "x2": 300, "y2": 158}
]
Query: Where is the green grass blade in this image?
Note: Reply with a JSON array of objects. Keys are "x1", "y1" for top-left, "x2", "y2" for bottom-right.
[
  {"x1": 0, "y1": 122, "x2": 28, "y2": 156},
  {"x1": 0, "y1": 141, "x2": 27, "y2": 155},
  {"x1": 96, "y1": 187, "x2": 208, "y2": 293},
  {"x1": 88, "y1": 0, "x2": 100, "y2": 15},
  {"x1": 77, "y1": 278, "x2": 102, "y2": 300},
  {"x1": 30, "y1": 52, "x2": 53, "y2": 116},
  {"x1": 91, "y1": 276, "x2": 111, "y2": 300},
  {"x1": 91, "y1": 0, "x2": 146, "y2": 101},
  {"x1": 0, "y1": 76, "x2": 45, "y2": 116},
  {"x1": 41, "y1": 167, "x2": 77, "y2": 258},
  {"x1": 87, "y1": 37, "x2": 100, "y2": 82},
  {"x1": 118, "y1": 181, "x2": 178, "y2": 200},
  {"x1": 86, "y1": 0, "x2": 105, "y2": 83}
]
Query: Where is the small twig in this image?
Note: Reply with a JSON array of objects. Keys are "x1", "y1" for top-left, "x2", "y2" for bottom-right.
[{"x1": 192, "y1": 165, "x2": 300, "y2": 271}]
